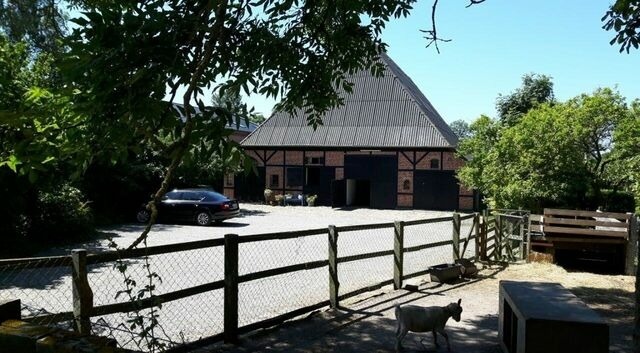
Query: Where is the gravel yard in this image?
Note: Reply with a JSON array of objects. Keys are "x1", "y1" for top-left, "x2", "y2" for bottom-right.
[
  {"x1": 91, "y1": 203, "x2": 457, "y2": 250},
  {"x1": 1, "y1": 204, "x2": 473, "y2": 350}
]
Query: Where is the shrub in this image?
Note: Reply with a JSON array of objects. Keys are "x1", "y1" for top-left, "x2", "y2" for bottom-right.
[{"x1": 31, "y1": 184, "x2": 94, "y2": 244}]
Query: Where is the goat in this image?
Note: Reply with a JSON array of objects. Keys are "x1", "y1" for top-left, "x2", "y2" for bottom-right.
[{"x1": 394, "y1": 299, "x2": 462, "y2": 352}]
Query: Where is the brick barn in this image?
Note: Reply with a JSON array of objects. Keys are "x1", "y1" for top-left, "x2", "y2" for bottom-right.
[{"x1": 225, "y1": 53, "x2": 476, "y2": 211}]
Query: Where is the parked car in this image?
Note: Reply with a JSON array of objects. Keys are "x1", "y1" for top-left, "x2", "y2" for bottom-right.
[{"x1": 136, "y1": 188, "x2": 240, "y2": 226}]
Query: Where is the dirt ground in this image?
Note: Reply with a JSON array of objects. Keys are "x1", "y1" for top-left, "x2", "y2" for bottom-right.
[{"x1": 198, "y1": 262, "x2": 634, "y2": 353}]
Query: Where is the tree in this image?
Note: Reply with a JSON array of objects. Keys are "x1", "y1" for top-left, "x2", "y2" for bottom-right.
[
  {"x1": 459, "y1": 88, "x2": 637, "y2": 211},
  {"x1": 0, "y1": 0, "x2": 67, "y2": 53},
  {"x1": 495, "y1": 73, "x2": 555, "y2": 127},
  {"x1": 450, "y1": 119, "x2": 471, "y2": 140},
  {"x1": 456, "y1": 115, "x2": 501, "y2": 206},
  {"x1": 59, "y1": 0, "x2": 416, "y2": 249}
]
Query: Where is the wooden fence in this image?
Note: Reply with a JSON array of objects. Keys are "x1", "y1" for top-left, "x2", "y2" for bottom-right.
[{"x1": 1, "y1": 213, "x2": 483, "y2": 351}]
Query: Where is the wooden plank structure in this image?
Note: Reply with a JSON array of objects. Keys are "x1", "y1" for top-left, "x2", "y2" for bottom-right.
[{"x1": 529, "y1": 208, "x2": 637, "y2": 274}]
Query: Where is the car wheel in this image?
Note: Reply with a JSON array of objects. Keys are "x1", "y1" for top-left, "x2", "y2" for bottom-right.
[
  {"x1": 195, "y1": 211, "x2": 211, "y2": 226},
  {"x1": 136, "y1": 210, "x2": 150, "y2": 223}
]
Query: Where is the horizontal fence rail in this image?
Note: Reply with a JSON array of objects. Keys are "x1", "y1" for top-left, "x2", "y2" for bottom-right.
[{"x1": 1, "y1": 212, "x2": 490, "y2": 352}]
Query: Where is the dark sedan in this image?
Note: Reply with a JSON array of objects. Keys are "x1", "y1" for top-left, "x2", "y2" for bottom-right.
[{"x1": 136, "y1": 189, "x2": 240, "y2": 226}]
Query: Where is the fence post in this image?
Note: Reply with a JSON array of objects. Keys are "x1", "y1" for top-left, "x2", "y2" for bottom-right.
[
  {"x1": 496, "y1": 214, "x2": 502, "y2": 261},
  {"x1": 224, "y1": 234, "x2": 239, "y2": 344},
  {"x1": 393, "y1": 221, "x2": 404, "y2": 290},
  {"x1": 526, "y1": 215, "x2": 532, "y2": 262},
  {"x1": 625, "y1": 214, "x2": 638, "y2": 276},
  {"x1": 328, "y1": 225, "x2": 339, "y2": 308},
  {"x1": 71, "y1": 249, "x2": 93, "y2": 335},
  {"x1": 481, "y1": 209, "x2": 488, "y2": 261},
  {"x1": 473, "y1": 213, "x2": 480, "y2": 261},
  {"x1": 452, "y1": 213, "x2": 461, "y2": 261}
]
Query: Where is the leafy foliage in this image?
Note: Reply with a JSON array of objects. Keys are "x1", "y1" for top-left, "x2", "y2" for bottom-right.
[
  {"x1": 602, "y1": 0, "x2": 640, "y2": 53},
  {"x1": 0, "y1": 0, "x2": 68, "y2": 53},
  {"x1": 496, "y1": 73, "x2": 554, "y2": 128},
  {"x1": 458, "y1": 87, "x2": 639, "y2": 212},
  {"x1": 449, "y1": 119, "x2": 471, "y2": 140}
]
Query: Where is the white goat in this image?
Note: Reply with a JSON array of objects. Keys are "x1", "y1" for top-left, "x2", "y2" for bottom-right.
[{"x1": 394, "y1": 299, "x2": 462, "y2": 352}]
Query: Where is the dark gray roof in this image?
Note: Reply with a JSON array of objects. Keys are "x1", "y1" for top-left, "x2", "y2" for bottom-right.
[
  {"x1": 241, "y1": 53, "x2": 458, "y2": 149},
  {"x1": 171, "y1": 103, "x2": 258, "y2": 133}
]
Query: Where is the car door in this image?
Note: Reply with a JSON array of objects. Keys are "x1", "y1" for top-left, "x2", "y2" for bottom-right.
[
  {"x1": 159, "y1": 191, "x2": 182, "y2": 221},
  {"x1": 179, "y1": 191, "x2": 202, "y2": 220}
]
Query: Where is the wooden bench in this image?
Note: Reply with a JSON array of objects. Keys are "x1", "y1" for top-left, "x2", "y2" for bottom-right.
[{"x1": 499, "y1": 281, "x2": 608, "y2": 353}]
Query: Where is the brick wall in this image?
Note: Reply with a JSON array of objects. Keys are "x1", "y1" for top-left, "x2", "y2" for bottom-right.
[
  {"x1": 266, "y1": 150, "x2": 284, "y2": 165},
  {"x1": 458, "y1": 196, "x2": 473, "y2": 210},
  {"x1": 325, "y1": 151, "x2": 344, "y2": 166},
  {"x1": 266, "y1": 166, "x2": 284, "y2": 189},
  {"x1": 443, "y1": 151, "x2": 464, "y2": 170},
  {"x1": 285, "y1": 151, "x2": 303, "y2": 165},
  {"x1": 397, "y1": 171, "x2": 413, "y2": 193},
  {"x1": 398, "y1": 152, "x2": 413, "y2": 170},
  {"x1": 416, "y1": 152, "x2": 441, "y2": 170},
  {"x1": 398, "y1": 194, "x2": 413, "y2": 208}
]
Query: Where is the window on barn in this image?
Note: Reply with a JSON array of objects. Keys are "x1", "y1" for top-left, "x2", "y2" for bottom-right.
[
  {"x1": 305, "y1": 157, "x2": 325, "y2": 165},
  {"x1": 286, "y1": 167, "x2": 303, "y2": 187},
  {"x1": 430, "y1": 158, "x2": 440, "y2": 169},
  {"x1": 270, "y1": 174, "x2": 279, "y2": 188},
  {"x1": 225, "y1": 174, "x2": 234, "y2": 187}
]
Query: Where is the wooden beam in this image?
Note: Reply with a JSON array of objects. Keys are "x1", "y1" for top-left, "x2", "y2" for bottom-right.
[
  {"x1": 544, "y1": 217, "x2": 628, "y2": 228},
  {"x1": 543, "y1": 226, "x2": 627, "y2": 238},
  {"x1": 544, "y1": 208, "x2": 631, "y2": 220},
  {"x1": 545, "y1": 236, "x2": 627, "y2": 244}
]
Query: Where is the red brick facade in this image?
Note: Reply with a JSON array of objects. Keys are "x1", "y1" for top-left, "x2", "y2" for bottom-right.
[{"x1": 238, "y1": 149, "x2": 474, "y2": 210}]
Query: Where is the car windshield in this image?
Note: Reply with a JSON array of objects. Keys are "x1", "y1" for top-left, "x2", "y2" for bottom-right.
[{"x1": 202, "y1": 191, "x2": 228, "y2": 202}]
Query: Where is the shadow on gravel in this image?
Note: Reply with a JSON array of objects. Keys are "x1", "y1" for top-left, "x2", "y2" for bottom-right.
[
  {"x1": 239, "y1": 209, "x2": 269, "y2": 217},
  {"x1": 570, "y1": 286, "x2": 634, "y2": 353},
  {"x1": 207, "y1": 265, "x2": 507, "y2": 353},
  {"x1": 216, "y1": 222, "x2": 249, "y2": 228}
]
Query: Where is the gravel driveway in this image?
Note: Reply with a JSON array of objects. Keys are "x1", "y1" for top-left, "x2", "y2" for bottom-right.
[{"x1": 1, "y1": 204, "x2": 474, "y2": 350}]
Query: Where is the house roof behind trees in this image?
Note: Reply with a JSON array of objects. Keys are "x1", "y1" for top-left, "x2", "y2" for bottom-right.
[{"x1": 241, "y1": 53, "x2": 458, "y2": 149}]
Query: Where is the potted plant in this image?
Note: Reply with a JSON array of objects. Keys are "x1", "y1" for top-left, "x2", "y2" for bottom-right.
[
  {"x1": 306, "y1": 194, "x2": 318, "y2": 206},
  {"x1": 274, "y1": 194, "x2": 285, "y2": 206},
  {"x1": 264, "y1": 188, "x2": 274, "y2": 205}
]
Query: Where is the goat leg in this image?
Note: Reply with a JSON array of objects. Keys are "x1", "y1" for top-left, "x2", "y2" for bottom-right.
[
  {"x1": 439, "y1": 330, "x2": 451, "y2": 352},
  {"x1": 432, "y1": 330, "x2": 439, "y2": 347}
]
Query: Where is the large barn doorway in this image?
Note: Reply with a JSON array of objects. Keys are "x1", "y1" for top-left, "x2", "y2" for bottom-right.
[
  {"x1": 413, "y1": 170, "x2": 459, "y2": 210},
  {"x1": 234, "y1": 167, "x2": 266, "y2": 202},
  {"x1": 343, "y1": 155, "x2": 397, "y2": 209}
]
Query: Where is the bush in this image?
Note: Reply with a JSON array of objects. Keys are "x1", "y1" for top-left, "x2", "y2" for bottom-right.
[
  {"x1": 599, "y1": 190, "x2": 636, "y2": 213},
  {"x1": 30, "y1": 184, "x2": 94, "y2": 244}
]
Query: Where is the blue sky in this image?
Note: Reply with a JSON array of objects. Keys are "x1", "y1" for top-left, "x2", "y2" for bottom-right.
[{"x1": 246, "y1": 0, "x2": 640, "y2": 122}]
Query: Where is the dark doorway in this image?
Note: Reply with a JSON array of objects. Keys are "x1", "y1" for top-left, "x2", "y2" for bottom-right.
[
  {"x1": 304, "y1": 167, "x2": 334, "y2": 206},
  {"x1": 234, "y1": 167, "x2": 265, "y2": 202},
  {"x1": 413, "y1": 170, "x2": 459, "y2": 210},
  {"x1": 331, "y1": 179, "x2": 346, "y2": 208},
  {"x1": 344, "y1": 155, "x2": 397, "y2": 209}
]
